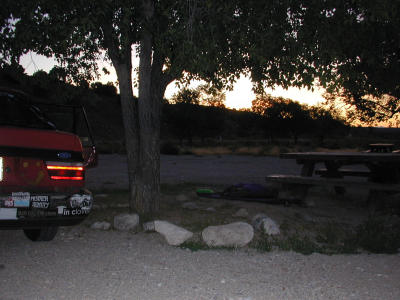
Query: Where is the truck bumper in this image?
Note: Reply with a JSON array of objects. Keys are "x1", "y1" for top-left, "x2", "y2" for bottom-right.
[{"x1": 0, "y1": 189, "x2": 93, "y2": 229}]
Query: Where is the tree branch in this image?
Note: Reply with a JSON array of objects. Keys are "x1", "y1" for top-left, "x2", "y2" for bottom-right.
[{"x1": 101, "y1": 21, "x2": 122, "y2": 67}]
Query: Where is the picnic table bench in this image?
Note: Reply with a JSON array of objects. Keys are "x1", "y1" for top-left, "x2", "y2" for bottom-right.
[
  {"x1": 266, "y1": 151, "x2": 400, "y2": 208},
  {"x1": 314, "y1": 168, "x2": 371, "y2": 177}
]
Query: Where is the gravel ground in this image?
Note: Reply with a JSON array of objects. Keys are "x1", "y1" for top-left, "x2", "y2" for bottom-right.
[{"x1": 1, "y1": 154, "x2": 400, "y2": 300}]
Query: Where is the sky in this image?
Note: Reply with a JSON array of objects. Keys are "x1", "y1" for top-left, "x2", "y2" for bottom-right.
[{"x1": 20, "y1": 53, "x2": 326, "y2": 109}]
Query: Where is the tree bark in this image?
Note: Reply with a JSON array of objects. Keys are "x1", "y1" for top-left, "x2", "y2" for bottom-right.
[
  {"x1": 114, "y1": 63, "x2": 140, "y2": 214},
  {"x1": 102, "y1": 20, "x2": 141, "y2": 214},
  {"x1": 135, "y1": 0, "x2": 165, "y2": 215},
  {"x1": 105, "y1": 0, "x2": 174, "y2": 216}
]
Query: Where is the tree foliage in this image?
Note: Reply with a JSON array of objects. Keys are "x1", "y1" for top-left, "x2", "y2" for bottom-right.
[
  {"x1": 170, "y1": 88, "x2": 200, "y2": 105},
  {"x1": 302, "y1": 0, "x2": 400, "y2": 121},
  {"x1": 252, "y1": 94, "x2": 346, "y2": 142},
  {"x1": 90, "y1": 81, "x2": 118, "y2": 97},
  {"x1": 197, "y1": 84, "x2": 226, "y2": 108},
  {"x1": 323, "y1": 91, "x2": 400, "y2": 126},
  {"x1": 170, "y1": 84, "x2": 226, "y2": 107},
  {"x1": 168, "y1": 86, "x2": 225, "y2": 143}
]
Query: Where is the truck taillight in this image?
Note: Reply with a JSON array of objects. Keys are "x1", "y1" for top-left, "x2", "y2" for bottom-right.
[{"x1": 46, "y1": 162, "x2": 84, "y2": 180}]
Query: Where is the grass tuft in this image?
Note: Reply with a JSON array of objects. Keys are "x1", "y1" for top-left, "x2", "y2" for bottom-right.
[{"x1": 354, "y1": 217, "x2": 400, "y2": 254}]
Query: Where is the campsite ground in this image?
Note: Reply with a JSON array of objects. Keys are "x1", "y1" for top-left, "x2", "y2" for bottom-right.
[
  {"x1": 1, "y1": 154, "x2": 400, "y2": 300},
  {"x1": 85, "y1": 154, "x2": 388, "y2": 255}
]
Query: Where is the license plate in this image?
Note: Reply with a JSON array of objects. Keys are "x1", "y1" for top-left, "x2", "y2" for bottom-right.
[{"x1": 0, "y1": 208, "x2": 17, "y2": 220}]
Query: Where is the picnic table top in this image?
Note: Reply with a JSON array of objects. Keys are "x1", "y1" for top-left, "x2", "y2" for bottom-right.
[
  {"x1": 369, "y1": 143, "x2": 394, "y2": 147},
  {"x1": 280, "y1": 151, "x2": 400, "y2": 163}
]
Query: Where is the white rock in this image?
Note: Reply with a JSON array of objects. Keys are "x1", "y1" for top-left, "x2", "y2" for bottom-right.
[
  {"x1": 90, "y1": 221, "x2": 111, "y2": 231},
  {"x1": 252, "y1": 214, "x2": 280, "y2": 235},
  {"x1": 252, "y1": 213, "x2": 268, "y2": 230},
  {"x1": 154, "y1": 220, "x2": 193, "y2": 246},
  {"x1": 233, "y1": 208, "x2": 249, "y2": 217},
  {"x1": 202, "y1": 222, "x2": 254, "y2": 247},
  {"x1": 260, "y1": 217, "x2": 280, "y2": 235},
  {"x1": 113, "y1": 213, "x2": 140, "y2": 231}
]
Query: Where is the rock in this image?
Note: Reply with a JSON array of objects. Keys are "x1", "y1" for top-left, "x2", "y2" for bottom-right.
[
  {"x1": 205, "y1": 207, "x2": 216, "y2": 212},
  {"x1": 143, "y1": 221, "x2": 155, "y2": 232},
  {"x1": 202, "y1": 222, "x2": 254, "y2": 247},
  {"x1": 233, "y1": 208, "x2": 249, "y2": 217},
  {"x1": 182, "y1": 202, "x2": 199, "y2": 210},
  {"x1": 252, "y1": 214, "x2": 280, "y2": 235},
  {"x1": 260, "y1": 217, "x2": 280, "y2": 235},
  {"x1": 176, "y1": 194, "x2": 189, "y2": 202},
  {"x1": 154, "y1": 220, "x2": 193, "y2": 246},
  {"x1": 113, "y1": 213, "x2": 140, "y2": 231},
  {"x1": 252, "y1": 214, "x2": 268, "y2": 230},
  {"x1": 90, "y1": 221, "x2": 111, "y2": 231}
]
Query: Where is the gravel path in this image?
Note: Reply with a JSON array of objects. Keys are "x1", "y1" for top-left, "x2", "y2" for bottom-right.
[
  {"x1": 2, "y1": 228, "x2": 400, "y2": 300},
  {"x1": 1, "y1": 154, "x2": 400, "y2": 299}
]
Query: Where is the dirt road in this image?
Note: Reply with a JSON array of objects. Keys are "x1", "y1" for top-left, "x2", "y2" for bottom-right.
[{"x1": 85, "y1": 154, "x2": 302, "y2": 190}]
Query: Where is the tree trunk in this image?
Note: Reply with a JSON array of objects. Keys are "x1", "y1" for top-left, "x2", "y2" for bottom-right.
[
  {"x1": 116, "y1": 53, "x2": 166, "y2": 215},
  {"x1": 136, "y1": 37, "x2": 160, "y2": 214},
  {"x1": 134, "y1": 0, "x2": 166, "y2": 215},
  {"x1": 114, "y1": 63, "x2": 140, "y2": 214},
  {"x1": 109, "y1": 0, "x2": 173, "y2": 216}
]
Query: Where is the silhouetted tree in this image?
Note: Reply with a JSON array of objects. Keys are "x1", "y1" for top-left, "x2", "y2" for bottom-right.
[
  {"x1": 90, "y1": 82, "x2": 118, "y2": 97},
  {"x1": 252, "y1": 95, "x2": 313, "y2": 143}
]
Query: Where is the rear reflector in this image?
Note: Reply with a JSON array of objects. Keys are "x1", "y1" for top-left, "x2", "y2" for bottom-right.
[{"x1": 46, "y1": 162, "x2": 84, "y2": 181}]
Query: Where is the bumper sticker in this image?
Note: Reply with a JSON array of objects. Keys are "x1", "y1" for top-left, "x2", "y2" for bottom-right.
[
  {"x1": 31, "y1": 195, "x2": 49, "y2": 209},
  {"x1": 57, "y1": 206, "x2": 67, "y2": 215},
  {"x1": 69, "y1": 194, "x2": 92, "y2": 209},
  {"x1": 12, "y1": 192, "x2": 30, "y2": 207},
  {"x1": 4, "y1": 198, "x2": 14, "y2": 208},
  {"x1": 62, "y1": 208, "x2": 90, "y2": 216},
  {"x1": 17, "y1": 209, "x2": 57, "y2": 218}
]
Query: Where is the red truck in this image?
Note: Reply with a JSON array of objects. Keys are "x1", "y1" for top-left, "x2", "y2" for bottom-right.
[{"x1": 0, "y1": 87, "x2": 97, "y2": 241}]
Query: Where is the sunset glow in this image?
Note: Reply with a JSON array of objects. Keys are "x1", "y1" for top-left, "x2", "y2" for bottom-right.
[{"x1": 21, "y1": 54, "x2": 326, "y2": 110}]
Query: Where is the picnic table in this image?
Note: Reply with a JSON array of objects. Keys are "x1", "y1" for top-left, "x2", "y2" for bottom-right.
[
  {"x1": 266, "y1": 151, "x2": 400, "y2": 207},
  {"x1": 281, "y1": 151, "x2": 400, "y2": 180},
  {"x1": 368, "y1": 143, "x2": 394, "y2": 153}
]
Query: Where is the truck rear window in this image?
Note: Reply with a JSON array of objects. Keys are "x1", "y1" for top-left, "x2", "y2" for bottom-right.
[{"x1": 0, "y1": 92, "x2": 56, "y2": 130}]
